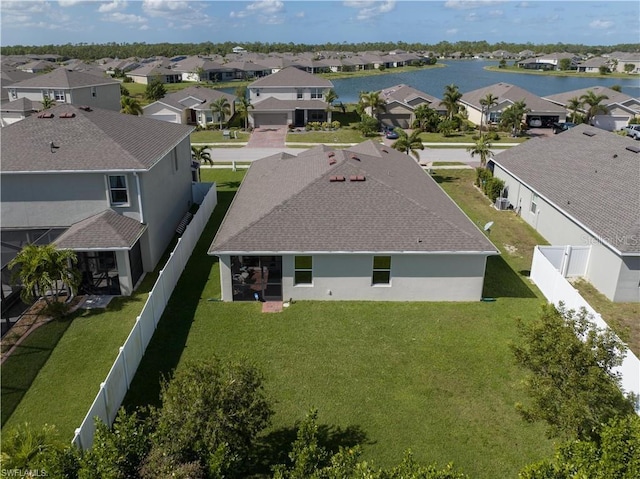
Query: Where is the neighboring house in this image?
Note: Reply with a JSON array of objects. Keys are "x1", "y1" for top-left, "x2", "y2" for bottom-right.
[
  {"x1": 208, "y1": 140, "x2": 499, "y2": 302},
  {"x1": 1, "y1": 104, "x2": 195, "y2": 299},
  {"x1": 170, "y1": 56, "x2": 225, "y2": 82},
  {"x1": 247, "y1": 67, "x2": 334, "y2": 127},
  {"x1": 460, "y1": 82, "x2": 567, "y2": 128},
  {"x1": 379, "y1": 84, "x2": 446, "y2": 128},
  {"x1": 606, "y1": 52, "x2": 640, "y2": 74},
  {"x1": 543, "y1": 86, "x2": 640, "y2": 131},
  {"x1": 126, "y1": 64, "x2": 182, "y2": 84},
  {"x1": 576, "y1": 56, "x2": 611, "y2": 73},
  {"x1": 489, "y1": 124, "x2": 640, "y2": 302},
  {"x1": 0, "y1": 98, "x2": 40, "y2": 127},
  {"x1": 219, "y1": 60, "x2": 271, "y2": 81},
  {"x1": 17, "y1": 60, "x2": 56, "y2": 73},
  {"x1": 3, "y1": 67, "x2": 121, "y2": 111},
  {"x1": 517, "y1": 52, "x2": 581, "y2": 70},
  {"x1": 143, "y1": 86, "x2": 236, "y2": 126}
]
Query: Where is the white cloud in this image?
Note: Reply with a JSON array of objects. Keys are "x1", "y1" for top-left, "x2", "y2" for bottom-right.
[
  {"x1": 344, "y1": 0, "x2": 396, "y2": 21},
  {"x1": 444, "y1": 0, "x2": 506, "y2": 10},
  {"x1": 142, "y1": 0, "x2": 190, "y2": 16},
  {"x1": 446, "y1": 28, "x2": 459, "y2": 35},
  {"x1": 104, "y1": 12, "x2": 147, "y2": 24},
  {"x1": 98, "y1": 1, "x2": 127, "y2": 13},
  {"x1": 590, "y1": 19, "x2": 614, "y2": 29},
  {"x1": 230, "y1": 0, "x2": 285, "y2": 24},
  {"x1": 295, "y1": 11, "x2": 304, "y2": 18}
]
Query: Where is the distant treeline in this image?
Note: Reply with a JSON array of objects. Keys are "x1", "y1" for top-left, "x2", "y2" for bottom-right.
[{"x1": 2, "y1": 40, "x2": 639, "y2": 60}]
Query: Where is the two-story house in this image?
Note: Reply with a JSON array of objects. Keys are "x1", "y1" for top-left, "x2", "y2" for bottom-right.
[
  {"x1": 247, "y1": 67, "x2": 334, "y2": 128},
  {"x1": 3, "y1": 67, "x2": 121, "y2": 112},
  {"x1": 378, "y1": 84, "x2": 446, "y2": 128},
  {"x1": 1, "y1": 104, "x2": 195, "y2": 299}
]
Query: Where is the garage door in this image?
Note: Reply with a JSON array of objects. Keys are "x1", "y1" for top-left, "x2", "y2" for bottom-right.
[
  {"x1": 380, "y1": 113, "x2": 411, "y2": 128},
  {"x1": 151, "y1": 114, "x2": 180, "y2": 124},
  {"x1": 255, "y1": 113, "x2": 288, "y2": 127},
  {"x1": 593, "y1": 115, "x2": 627, "y2": 132}
]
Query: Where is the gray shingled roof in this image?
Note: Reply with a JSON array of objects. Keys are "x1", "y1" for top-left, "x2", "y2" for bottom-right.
[
  {"x1": 461, "y1": 82, "x2": 566, "y2": 114},
  {"x1": 543, "y1": 86, "x2": 639, "y2": 109},
  {"x1": 54, "y1": 209, "x2": 147, "y2": 250},
  {"x1": 209, "y1": 141, "x2": 498, "y2": 254},
  {"x1": 248, "y1": 66, "x2": 333, "y2": 88},
  {"x1": 1, "y1": 104, "x2": 194, "y2": 172},
  {"x1": 147, "y1": 86, "x2": 236, "y2": 112},
  {"x1": 380, "y1": 84, "x2": 444, "y2": 110},
  {"x1": 491, "y1": 124, "x2": 640, "y2": 254},
  {"x1": 5, "y1": 67, "x2": 117, "y2": 89}
]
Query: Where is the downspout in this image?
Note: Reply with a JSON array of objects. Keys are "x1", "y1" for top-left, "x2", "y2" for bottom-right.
[{"x1": 133, "y1": 172, "x2": 144, "y2": 224}]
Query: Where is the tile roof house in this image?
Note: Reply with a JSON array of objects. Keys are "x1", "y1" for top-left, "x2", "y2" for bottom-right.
[
  {"x1": 126, "y1": 64, "x2": 182, "y2": 85},
  {"x1": 247, "y1": 67, "x2": 334, "y2": 128},
  {"x1": 1, "y1": 104, "x2": 196, "y2": 299},
  {"x1": 489, "y1": 124, "x2": 640, "y2": 302},
  {"x1": 142, "y1": 85, "x2": 236, "y2": 127},
  {"x1": 543, "y1": 86, "x2": 640, "y2": 131},
  {"x1": 3, "y1": 67, "x2": 121, "y2": 112},
  {"x1": 379, "y1": 84, "x2": 446, "y2": 128},
  {"x1": 208, "y1": 140, "x2": 498, "y2": 302},
  {"x1": 460, "y1": 82, "x2": 567, "y2": 129}
]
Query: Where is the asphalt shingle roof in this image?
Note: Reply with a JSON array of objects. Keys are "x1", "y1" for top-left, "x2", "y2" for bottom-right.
[
  {"x1": 209, "y1": 141, "x2": 497, "y2": 254},
  {"x1": 54, "y1": 209, "x2": 147, "y2": 250},
  {"x1": 461, "y1": 82, "x2": 566, "y2": 114},
  {"x1": 492, "y1": 124, "x2": 640, "y2": 254},
  {"x1": 5, "y1": 67, "x2": 117, "y2": 89},
  {"x1": 1, "y1": 104, "x2": 194, "y2": 172},
  {"x1": 543, "y1": 86, "x2": 639, "y2": 108},
  {"x1": 248, "y1": 66, "x2": 333, "y2": 88},
  {"x1": 149, "y1": 86, "x2": 235, "y2": 112}
]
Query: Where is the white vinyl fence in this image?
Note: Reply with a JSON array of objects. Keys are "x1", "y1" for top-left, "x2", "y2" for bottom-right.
[
  {"x1": 531, "y1": 246, "x2": 640, "y2": 410},
  {"x1": 72, "y1": 183, "x2": 217, "y2": 450}
]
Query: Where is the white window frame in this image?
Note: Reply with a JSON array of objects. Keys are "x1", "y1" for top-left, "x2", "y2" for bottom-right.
[
  {"x1": 310, "y1": 88, "x2": 323, "y2": 99},
  {"x1": 9, "y1": 89, "x2": 17, "y2": 99},
  {"x1": 530, "y1": 193, "x2": 538, "y2": 215},
  {"x1": 296, "y1": 89, "x2": 303, "y2": 100},
  {"x1": 372, "y1": 256, "x2": 392, "y2": 286},
  {"x1": 107, "y1": 175, "x2": 130, "y2": 207},
  {"x1": 54, "y1": 90, "x2": 65, "y2": 102},
  {"x1": 294, "y1": 255, "x2": 313, "y2": 286}
]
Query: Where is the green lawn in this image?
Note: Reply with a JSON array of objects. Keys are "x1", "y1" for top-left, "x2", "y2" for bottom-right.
[{"x1": 190, "y1": 129, "x2": 251, "y2": 144}]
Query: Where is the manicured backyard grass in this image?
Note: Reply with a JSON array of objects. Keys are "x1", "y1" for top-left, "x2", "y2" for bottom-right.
[
  {"x1": 190, "y1": 129, "x2": 251, "y2": 144},
  {"x1": 286, "y1": 128, "x2": 368, "y2": 144},
  {"x1": 121, "y1": 168, "x2": 554, "y2": 477}
]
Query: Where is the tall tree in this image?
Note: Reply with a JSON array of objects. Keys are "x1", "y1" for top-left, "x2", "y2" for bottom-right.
[
  {"x1": 191, "y1": 145, "x2": 212, "y2": 165},
  {"x1": 512, "y1": 304, "x2": 635, "y2": 442},
  {"x1": 324, "y1": 88, "x2": 338, "y2": 111},
  {"x1": 120, "y1": 96, "x2": 143, "y2": 115},
  {"x1": 144, "y1": 78, "x2": 166, "y2": 102},
  {"x1": 440, "y1": 84, "x2": 462, "y2": 120},
  {"x1": 391, "y1": 129, "x2": 425, "y2": 161},
  {"x1": 235, "y1": 95, "x2": 253, "y2": 130},
  {"x1": 500, "y1": 100, "x2": 529, "y2": 137},
  {"x1": 579, "y1": 89, "x2": 609, "y2": 125},
  {"x1": 358, "y1": 91, "x2": 386, "y2": 120},
  {"x1": 209, "y1": 97, "x2": 231, "y2": 130},
  {"x1": 466, "y1": 137, "x2": 494, "y2": 168},
  {"x1": 8, "y1": 244, "x2": 80, "y2": 306},
  {"x1": 566, "y1": 96, "x2": 584, "y2": 123},
  {"x1": 479, "y1": 93, "x2": 499, "y2": 136},
  {"x1": 413, "y1": 104, "x2": 441, "y2": 132}
]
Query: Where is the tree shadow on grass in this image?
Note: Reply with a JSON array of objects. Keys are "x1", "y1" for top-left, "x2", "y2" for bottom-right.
[
  {"x1": 483, "y1": 255, "x2": 538, "y2": 299},
  {"x1": 123, "y1": 189, "x2": 238, "y2": 411},
  {"x1": 1, "y1": 314, "x2": 75, "y2": 427},
  {"x1": 430, "y1": 173, "x2": 458, "y2": 184},
  {"x1": 247, "y1": 423, "x2": 370, "y2": 476}
]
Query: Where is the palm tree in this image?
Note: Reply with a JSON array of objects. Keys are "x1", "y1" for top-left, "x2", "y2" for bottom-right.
[
  {"x1": 500, "y1": 100, "x2": 529, "y2": 137},
  {"x1": 391, "y1": 129, "x2": 424, "y2": 161},
  {"x1": 479, "y1": 93, "x2": 499, "y2": 136},
  {"x1": 191, "y1": 145, "x2": 212, "y2": 165},
  {"x1": 566, "y1": 96, "x2": 584, "y2": 123},
  {"x1": 358, "y1": 91, "x2": 386, "y2": 120},
  {"x1": 579, "y1": 90, "x2": 609, "y2": 125},
  {"x1": 41, "y1": 96, "x2": 55, "y2": 110},
  {"x1": 467, "y1": 137, "x2": 494, "y2": 168},
  {"x1": 8, "y1": 244, "x2": 80, "y2": 305},
  {"x1": 235, "y1": 96, "x2": 253, "y2": 130},
  {"x1": 120, "y1": 96, "x2": 143, "y2": 116},
  {"x1": 210, "y1": 97, "x2": 231, "y2": 130},
  {"x1": 325, "y1": 88, "x2": 338, "y2": 112},
  {"x1": 440, "y1": 84, "x2": 462, "y2": 120}
]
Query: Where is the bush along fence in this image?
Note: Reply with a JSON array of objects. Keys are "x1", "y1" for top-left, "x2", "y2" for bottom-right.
[
  {"x1": 71, "y1": 183, "x2": 218, "y2": 450},
  {"x1": 531, "y1": 245, "x2": 640, "y2": 411}
]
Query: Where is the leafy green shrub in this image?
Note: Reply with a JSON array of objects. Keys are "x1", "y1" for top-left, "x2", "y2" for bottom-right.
[
  {"x1": 475, "y1": 167, "x2": 492, "y2": 188},
  {"x1": 322, "y1": 121, "x2": 331, "y2": 130},
  {"x1": 44, "y1": 301, "x2": 70, "y2": 320},
  {"x1": 331, "y1": 120, "x2": 341, "y2": 130},
  {"x1": 484, "y1": 177, "x2": 505, "y2": 202}
]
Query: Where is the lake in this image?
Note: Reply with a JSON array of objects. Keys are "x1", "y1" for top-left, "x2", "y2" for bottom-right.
[{"x1": 329, "y1": 60, "x2": 640, "y2": 103}]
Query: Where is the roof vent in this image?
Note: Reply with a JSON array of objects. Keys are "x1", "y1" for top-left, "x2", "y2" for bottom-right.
[
  {"x1": 350, "y1": 154, "x2": 360, "y2": 161},
  {"x1": 37, "y1": 112, "x2": 54, "y2": 118},
  {"x1": 328, "y1": 152, "x2": 335, "y2": 158},
  {"x1": 582, "y1": 131, "x2": 596, "y2": 137},
  {"x1": 78, "y1": 105, "x2": 92, "y2": 111},
  {"x1": 329, "y1": 159, "x2": 337, "y2": 165},
  {"x1": 59, "y1": 112, "x2": 75, "y2": 118},
  {"x1": 349, "y1": 175, "x2": 365, "y2": 182},
  {"x1": 382, "y1": 149, "x2": 389, "y2": 153},
  {"x1": 626, "y1": 145, "x2": 640, "y2": 154},
  {"x1": 329, "y1": 175, "x2": 345, "y2": 182}
]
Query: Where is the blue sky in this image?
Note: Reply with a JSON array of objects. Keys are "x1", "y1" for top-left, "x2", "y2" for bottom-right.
[{"x1": 1, "y1": 1, "x2": 638, "y2": 47}]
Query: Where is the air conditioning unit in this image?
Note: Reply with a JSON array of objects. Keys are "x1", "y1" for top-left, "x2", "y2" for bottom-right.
[{"x1": 494, "y1": 197, "x2": 510, "y2": 210}]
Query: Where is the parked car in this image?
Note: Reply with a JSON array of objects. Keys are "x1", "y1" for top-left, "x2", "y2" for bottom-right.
[
  {"x1": 624, "y1": 124, "x2": 640, "y2": 140},
  {"x1": 528, "y1": 117, "x2": 542, "y2": 128},
  {"x1": 552, "y1": 122, "x2": 577, "y2": 134},
  {"x1": 385, "y1": 129, "x2": 400, "y2": 139}
]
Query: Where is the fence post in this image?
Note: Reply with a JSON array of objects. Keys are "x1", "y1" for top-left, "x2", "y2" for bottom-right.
[
  {"x1": 100, "y1": 382, "x2": 108, "y2": 422},
  {"x1": 73, "y1": 428, "x2": 83, "y2": 450},
  {"x1": 136, "y1": 316, "x2": 144, "y2": 352},
  {"x1": 120, "y1": 346, "x2": 129, "y2": 387}
]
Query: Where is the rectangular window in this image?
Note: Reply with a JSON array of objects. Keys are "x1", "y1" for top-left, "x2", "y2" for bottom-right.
[
  {"x1": 9, "y1": 89, "x2": 17, "y2": 99},
  {"x1": 42, "y1": 90, "x2": 50, "y2": 99},
  {"x1": 91, "y1": 86, "x2": 97, "y2": 97},
  {"x1": 294, "y1": 255, "x2": 313, "y2": 285},
  {"x1": 296, "y1": 89, "x2": 303, "y2": 99},
  {"x1": 108, "y1": 175, "x2": 129, "y2": 206},
  {"x1": 310, "y1": 88, "x2": 323, "y2": 99},
  {"x1": 372, "y1": 256, "x2": 391, "y2": 285},
  {"x1": 530, "y1": 193, "x2": 538, "y2": 214},
  {"x1": 54, "y1": 90, "x2": 65, "y2": 102}
]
